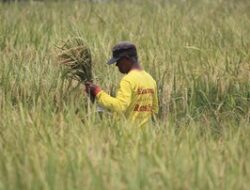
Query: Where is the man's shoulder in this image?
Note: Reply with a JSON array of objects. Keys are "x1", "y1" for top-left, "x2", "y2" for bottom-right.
[
  {"x1": 123, "y1": 70, "x2": 156, "y2": 86},
  {"x1": 142, "y1": 71, "x2": 157, "y2": 83},
  {"x1": 119, "y1": 70, "x2": 140, "y2": 86},
  {"x1": 125, "y1": 70, "x2": 155, "y2": 80},
  {"x1": 122, "y1": 70, "x2": 137, "y2": 80}
]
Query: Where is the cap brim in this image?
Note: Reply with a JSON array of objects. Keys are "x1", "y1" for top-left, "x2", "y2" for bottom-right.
[{"x1": 107, "y1": 57, "x2": 119, "y2": 65}]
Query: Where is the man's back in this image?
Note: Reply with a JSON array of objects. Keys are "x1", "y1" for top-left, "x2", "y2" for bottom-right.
[{"x1": 96, "y1": 69, "x2": 158, "y2": 126}]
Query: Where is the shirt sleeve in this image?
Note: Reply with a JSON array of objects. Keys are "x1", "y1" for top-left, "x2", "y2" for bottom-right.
[{"x1": 96, "y1": 78, "x2": 132, "y2": 113}]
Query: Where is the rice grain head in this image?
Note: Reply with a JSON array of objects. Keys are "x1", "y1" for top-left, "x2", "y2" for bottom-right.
[{"x1": 57, "y1": 37, "x2": 93, "y2": 83}]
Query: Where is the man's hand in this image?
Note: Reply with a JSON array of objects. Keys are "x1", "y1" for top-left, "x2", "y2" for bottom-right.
[{"x1": 85, "y1": 81, "x2": 101, "y2": 97}]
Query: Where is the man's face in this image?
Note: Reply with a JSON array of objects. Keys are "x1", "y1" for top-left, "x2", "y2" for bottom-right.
[{"x1": 116, "y1": 57, "x2": 132, "y2": 74}]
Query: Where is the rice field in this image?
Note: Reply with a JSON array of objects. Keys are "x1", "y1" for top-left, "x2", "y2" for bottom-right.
[{"x1": 0, "y1": 0, "x2": 250, "y2": 189}]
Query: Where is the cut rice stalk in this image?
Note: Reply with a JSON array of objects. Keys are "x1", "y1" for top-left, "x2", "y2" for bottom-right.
[{"x1": 57, "y1": 37, "x2": 93, "y2": 83}]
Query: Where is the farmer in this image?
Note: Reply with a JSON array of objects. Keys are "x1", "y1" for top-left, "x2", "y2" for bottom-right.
[{"x1": 85, "y1": 41, "x2": 158, "y2": 126}]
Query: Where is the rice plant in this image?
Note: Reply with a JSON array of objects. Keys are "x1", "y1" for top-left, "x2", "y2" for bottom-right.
[
  {"x1": 0, "y1": 0, "x2": 249, "y2": 190},
  {"x1": 57, "y1": 37, "x2": 93, "y2": 83}
]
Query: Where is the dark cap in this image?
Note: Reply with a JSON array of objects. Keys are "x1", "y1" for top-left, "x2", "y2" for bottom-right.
[{"x1": 107, "y1": 41, "x2": 137, "y2": 64}]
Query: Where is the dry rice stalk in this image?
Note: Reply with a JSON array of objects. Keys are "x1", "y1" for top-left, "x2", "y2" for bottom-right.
[{"x1": 57, "y1": 37, "x2": 93, "y2": 83}]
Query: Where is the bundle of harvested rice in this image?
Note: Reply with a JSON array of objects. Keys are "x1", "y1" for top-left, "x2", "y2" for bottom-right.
[{"x1": 57, "y1": 37, "x2": 93, "y2": 83}]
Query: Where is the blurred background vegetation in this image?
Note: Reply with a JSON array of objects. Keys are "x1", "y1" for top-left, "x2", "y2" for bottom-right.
[{"x1": 0, "y1": 0, "x2": 249, "y2": 189}]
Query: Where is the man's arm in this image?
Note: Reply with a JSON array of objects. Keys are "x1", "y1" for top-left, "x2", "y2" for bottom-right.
[{"x1": 96, "y1": 79, "x2": 132, "y2": 113}]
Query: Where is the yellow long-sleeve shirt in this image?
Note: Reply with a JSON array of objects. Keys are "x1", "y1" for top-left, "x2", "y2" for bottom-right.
[{"x1": 96, "y1": 69, "x2": 159, "y2": 126}]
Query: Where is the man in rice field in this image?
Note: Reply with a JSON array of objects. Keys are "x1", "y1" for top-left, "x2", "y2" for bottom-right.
[{"x1": 85, "y1": 41, "x2": 158, "y2": 126}]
